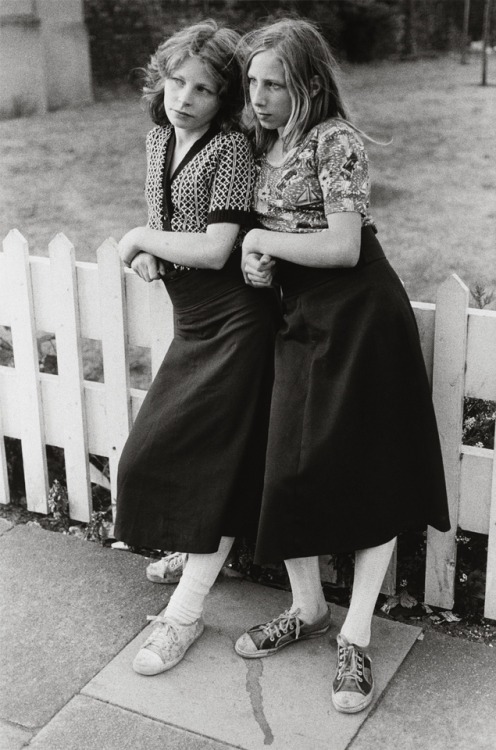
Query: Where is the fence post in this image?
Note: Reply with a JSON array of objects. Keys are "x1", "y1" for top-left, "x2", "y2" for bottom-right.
[
  {"x1": 485, "y1": 448, "x2": 496, "y2": 619},
  {"x1": 0, "y1": 406, "x2": 10, "y2": 504},
  {"x1": 148, "y1": 280, "x2": 173, "y2": 379},
  {"x1": 3, "y1": 230, "x2": 49, "y2": 513},
  {"x1": 381, "y1": 540, "x2": 397, "y2": 596},
  {"x1": 97, "y1": 239, "x2": 131, "y2": 521},
  {"x1": 49, "y1": 233, "x2": 92, "y2": 522},
  {"x1": 425, "y1": 274, "x2": 469, "y2": 610}
]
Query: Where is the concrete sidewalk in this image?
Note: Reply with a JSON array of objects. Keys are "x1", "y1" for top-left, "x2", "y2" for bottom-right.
[{"x1": 1, "y1": 520, "x2": 495, "y2": 750}]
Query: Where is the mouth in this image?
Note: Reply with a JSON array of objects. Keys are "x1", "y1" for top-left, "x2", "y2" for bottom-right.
[
  {"x1": 172, "y1": 110, "x2": 192, "y2": 118},
  {"x1": 255, "y1": 112, "x2": 271, "y2": 119}
]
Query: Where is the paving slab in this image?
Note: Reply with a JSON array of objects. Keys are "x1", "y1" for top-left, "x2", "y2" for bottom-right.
[
  {"x1": 349, "y1": 630, "x2": 496, "y2": 750},
  {"x1": 0, "y1": 719, "x2": 34, "y2": 750},
  {"x1": 0, "y1": 524, "x2": 171, "y2": 728},
  {"x1": 84, "y1": 578, "x2": 421, "y2": 750},
  {"x1": 28, "y1": 695, "x2": 239, "y2": 750}
]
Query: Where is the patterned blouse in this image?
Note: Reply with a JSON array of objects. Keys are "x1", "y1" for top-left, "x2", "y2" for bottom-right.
[
  {"x1": 254, "y1": 119, "x2": 375, "y2": 234},
  {"x1": 145, "y1": 124, "x2": 255, "y2": 249}
]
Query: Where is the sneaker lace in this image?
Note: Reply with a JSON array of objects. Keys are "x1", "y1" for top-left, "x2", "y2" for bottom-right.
[
  {"x1": 337, "y1": 642, "x2": 364, "y2": 683},
  {"x1": 144, "y1": 615, "x2": 179, "y2": 648},
  {"x1": 166, "y1": 552, "x2": 185, "y2": 573},
  {"x1": 262, "y1": 609, "x2": 301, "y2": 642}
]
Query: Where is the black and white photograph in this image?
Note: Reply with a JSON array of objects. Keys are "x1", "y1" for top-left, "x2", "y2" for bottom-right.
[{"x1": 0, "y1": 1, "x2": 495, "y2": 749}]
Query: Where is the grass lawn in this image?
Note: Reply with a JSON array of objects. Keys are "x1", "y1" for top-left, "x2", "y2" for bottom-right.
[{"x1": 1, "y1": 53, "x2": 495, "y2": 307}]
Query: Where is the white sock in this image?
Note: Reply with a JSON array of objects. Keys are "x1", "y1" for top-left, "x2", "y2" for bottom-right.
[
  {"x1": 341, "y1": 537, "x2": 397, "y2": 648},
  {"x1": 165, "y1": 536, "x2": 235, "y2": 626},
  {"x1": 284, "y1": 556, "x2": 328, "y2": 624}
]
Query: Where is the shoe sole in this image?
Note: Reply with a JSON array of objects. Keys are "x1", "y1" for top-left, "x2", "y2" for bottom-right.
[
  {"x1": 146, "y1": 571, "x2": 182, "y2": 584},
  {"x1": 133, "y1": 621, "x2": 205, "y2": 676},
  {"x1": 331, "y1": 688, "x2": 374, "y2": 714},
  {"x1": 235, "y1": 622, "x2": 331, "y2": 659}
]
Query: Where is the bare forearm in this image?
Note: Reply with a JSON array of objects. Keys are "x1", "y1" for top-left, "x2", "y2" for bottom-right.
[
  {"x1": 119, "y1": 226, "x2": 238, "y2": 271},
  {"x1": 244, "y1": 214, "x2": 361, "y2": 268}
]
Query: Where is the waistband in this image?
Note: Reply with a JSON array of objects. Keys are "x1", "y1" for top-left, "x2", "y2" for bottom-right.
[
  {"x1": 276, "y1": 225, "x2": 385, "y2": 298},
  {"x1": 161, "y1": 250, "x2": 245, "y2": 310}
]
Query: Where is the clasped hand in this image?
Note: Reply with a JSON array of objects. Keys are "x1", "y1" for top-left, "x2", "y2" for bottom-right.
[
  {"x1": 242, "y1": 231, "x2": 275, "y2": 287},
  {"x1": 118, "y1": 228, "x2": 165, "y2": 283}
]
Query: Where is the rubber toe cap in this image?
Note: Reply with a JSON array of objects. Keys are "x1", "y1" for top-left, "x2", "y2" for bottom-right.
[{"x1": 133, "y1": 648, "x2": 165, "y2": 676}]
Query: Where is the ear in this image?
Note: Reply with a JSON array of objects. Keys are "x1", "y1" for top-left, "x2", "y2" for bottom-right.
[{"x1": 310, "y1": 75, "x2": 322, "y2": 99}]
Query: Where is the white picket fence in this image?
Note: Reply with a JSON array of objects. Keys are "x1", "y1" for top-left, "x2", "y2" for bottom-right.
[{"x1": 0, "y1": 229, "x2": 495, "y2": 619}]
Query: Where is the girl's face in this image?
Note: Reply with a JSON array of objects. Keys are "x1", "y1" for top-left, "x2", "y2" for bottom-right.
[
  {"x1": 247, "y1": 50, "x2": 293, "y2": 135},
  {"x1": 163, "y1": 56, "x2": 221, "y2": 137}
]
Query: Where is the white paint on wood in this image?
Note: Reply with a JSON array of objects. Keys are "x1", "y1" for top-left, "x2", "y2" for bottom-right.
[
  {"x1": 29, "y1": 256, "x2": 53, "y2": 332},
  {"x1": 3, "y1": 230, "x2": 49, "y2": 513},
  {"x1": 0, "y1": 367, "x2": 19, "y2": 437},
  {"x1": 485, "y1": 436, "x2": 496, "y2": 620},
  {"x1": 459, "y1": 445, "x2": 494, "y2": 534},
  {"x1": 381, "y1": 539, "x2": 397, "y2": 597},
  {"x1": 97, "y1": 239, "x2": 131, "y2": 518},
  {"x1": 149, "y1": 279, "x2": 173, "y2": 379},
  {"x1": 0, "y1": 405, "x2": 10, "y2": 504},
  {"x1": 49, "y1": 233, "x2": 92, "y2": 522},
  {"x1": 465, "y1": 309, "x2": 496, "y2": 401},
  {"x1": 76, "y1": 262, "x2": 102, "y2": 340},
  {"x1": 425, "y1": 274, "x2": 469, "y2": 610},
  {"x1": 83, "y1": 381, "x2": 107, "y2": 456},
  {"x1": 412, "y1": 302, "x2": 435, "y2": 386}
]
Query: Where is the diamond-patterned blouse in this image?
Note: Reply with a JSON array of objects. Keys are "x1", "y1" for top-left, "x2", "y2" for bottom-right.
[
  {"x1": 145, "y1": 125, "x2": 255, "y2": 248},
  {"x1": 254, "y1": 119, "x2": 375, "y2": 234}
]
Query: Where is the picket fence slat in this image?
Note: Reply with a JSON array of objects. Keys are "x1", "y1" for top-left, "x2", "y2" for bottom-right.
[
  {"x1": 465, "y1": 310, "x2": 496, "y2": 401},
  {"x1": 425, "y1": 274, "x2": 469, "y2": 611},
  {"x1": 97, "y1": 240, "x2": 132, "y2": 519},
  {"x1": 3, "y1": 231, "x2": 49, "y2": 514},
  {"x1": 0, "y1": 368, "x2": 18, "y2": 438},
  {"x1": 83, "y1": 382, "x2": 107, "y2": 457},
  {"x1": 485, "y1": 447, "x2": 496, "y2": 619},
  {"x1": 1, "y1": 231, "x2": 496, "y2": 619},
  {"x1": 459, "y1": 446, "x2": 494, "y2": 534},
  {"x1": 412, "y1": 302, "x2": 436, "y2": 386},
  {"x1": 30, "y1": 257, "x2": 54, "y2": 333},
  {"x1": 49, "y1": 234, "x2": 92, "y2": 522},
  {"x1": 148, "y1": 279, "x2": 174, "y2": 379},
  {"x1": 76, "y1": 262, "x2": 102, "y2": 340},
  {"x1": 0, "y1": 404, "x2": 10, "y2": 504}
]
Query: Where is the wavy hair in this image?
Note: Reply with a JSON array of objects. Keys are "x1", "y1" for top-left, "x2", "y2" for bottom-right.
[
  {"x1": 243, "y1": 18, "x2": 352, "y2": 156},
  {"x1": 143, "y1": 20, "x2": 245, "y2": 131}
]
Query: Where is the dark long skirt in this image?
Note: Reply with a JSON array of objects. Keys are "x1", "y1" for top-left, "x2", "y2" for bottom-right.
[
  {"x1": 115, "y1": 268, "x2": 280, "y2": 553},
  {"x1": 254, "y1": 226, "x2": 450, "y2": 565}
]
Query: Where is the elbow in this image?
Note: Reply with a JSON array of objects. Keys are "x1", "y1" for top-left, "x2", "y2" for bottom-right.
[
  {"x1": 208, "y1": 253, "x2": 228, "y2": 271},
  {"x1": 346, "y1": 243, "x2": 360, "y2": 267}
]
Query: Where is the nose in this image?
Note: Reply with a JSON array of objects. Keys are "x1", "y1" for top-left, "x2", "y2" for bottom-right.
[
  {"x1": 251, "y1": 82, "x2": 265, "y2": 107},
  {"x1": 177, "y1": 85, "x2": 192, "y2": 107}
]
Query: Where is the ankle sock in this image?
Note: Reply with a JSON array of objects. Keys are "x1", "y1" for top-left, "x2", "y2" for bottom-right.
[
  {"x1": 284, "y1": 556, "x2": 328, "y2": 624},
  {"x1": 340, "y1": 537, "x2": 397, "y2": 648},
  {"x1": 165, "y1": 536, "x2": 234, "y2": 626}
]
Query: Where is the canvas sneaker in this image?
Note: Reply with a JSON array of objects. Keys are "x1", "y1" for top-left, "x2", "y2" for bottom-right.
[
  {"x1": 132, "y1": 614, "x2": 204, "y2": 676},
  {"x1": 331, "y1": 633, "x2": 374, "y2": 713},
  {"x1": 235, "y1": 607, "x2": 331, "y2": 658},
  {"x1": 146, "y1": 552, "x2": 188, "y2": 584}
]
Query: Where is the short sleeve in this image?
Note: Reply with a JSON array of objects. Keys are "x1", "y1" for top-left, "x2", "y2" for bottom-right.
[
  {"x1": 208, "y1": 133, "x2": 255, "y2": 227},
  {"x1": 316, "y1": 123, "x2": 370, "y2": 219}
]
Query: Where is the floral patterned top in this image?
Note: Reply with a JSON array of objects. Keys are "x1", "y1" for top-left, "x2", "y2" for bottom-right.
[{"x1": 254, "y1": 119, "x2": 375, "y2": 234}]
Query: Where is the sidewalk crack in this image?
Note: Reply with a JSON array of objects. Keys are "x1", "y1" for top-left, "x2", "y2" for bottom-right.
[{"x1": 244, "y1": 660, "x2": 274, "y2": 745}]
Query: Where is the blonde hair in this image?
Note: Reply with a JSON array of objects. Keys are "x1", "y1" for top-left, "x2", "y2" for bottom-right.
[
  {"x1": 243, "y1": 18, "x2": 351, "y2": 156},
  {"x1": 143, "y1": 20, "x2": 245, "y2": 131}
]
